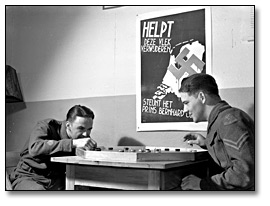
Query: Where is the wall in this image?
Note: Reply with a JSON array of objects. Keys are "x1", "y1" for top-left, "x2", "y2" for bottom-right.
[{"x1": 5, "y1": 6, "x2": 254, "y2": 152}]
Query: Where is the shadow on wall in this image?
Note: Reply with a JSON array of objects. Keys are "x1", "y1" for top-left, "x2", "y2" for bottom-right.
[
  {"x1": 6, "y1": 102, "x2": 27, "y2": 115},
  {"x1": 117, "y1": 137, "x2": 145, "y2": 146},
  {"x1": 6, "y1": 7, "x2": 91, "y2": 101},
  {"x1": 247, "y1": 103, "x2": 254, "y2": 120}
]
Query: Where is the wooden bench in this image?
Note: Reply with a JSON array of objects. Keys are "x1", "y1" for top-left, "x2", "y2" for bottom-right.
[{"x1": 6, "y1": 151, "x2": 21, "y2": 190}]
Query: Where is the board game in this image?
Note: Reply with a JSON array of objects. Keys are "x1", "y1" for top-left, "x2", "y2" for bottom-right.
[{"x1": 76, "y1": 146, "x2": 208, "y2": 162}]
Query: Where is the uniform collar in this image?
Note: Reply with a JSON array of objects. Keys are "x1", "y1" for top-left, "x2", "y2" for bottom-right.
[
  {"x1": 60, "y1": 121, "x2": 70, "y2": 140},
  {"x1": 207, "y1": 101, "x2": 231, "y2": 132}
]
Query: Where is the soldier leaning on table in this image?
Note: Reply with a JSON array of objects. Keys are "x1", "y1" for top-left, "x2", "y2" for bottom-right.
[
  {"x1": 179, "y1": 73, "x2": 255, "y2": 191},
  {"x1": 9, "y1": 105, "x2": 97, "y2": 190}
]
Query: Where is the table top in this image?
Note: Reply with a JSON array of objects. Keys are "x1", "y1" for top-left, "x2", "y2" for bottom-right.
[{"x1": 51, "y1": 155, "x2": 208, "y2": 169}]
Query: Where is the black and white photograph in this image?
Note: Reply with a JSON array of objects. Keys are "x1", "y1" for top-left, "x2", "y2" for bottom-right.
[{"x1": 2, "y1": 2, "x2": 267, "y2": 205}]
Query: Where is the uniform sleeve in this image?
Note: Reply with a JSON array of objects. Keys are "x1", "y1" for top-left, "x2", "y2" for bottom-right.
[
  {"x1": 201, "y1": 113, "x2": 255, "y2": 190},
  {"x1": 28, "y1": 120, "x2": 73, "y2": 157}
]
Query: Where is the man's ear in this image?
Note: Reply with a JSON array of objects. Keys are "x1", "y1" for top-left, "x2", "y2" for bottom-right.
[
  {"x1": 66, "y1": 121, "x2": 71, "y2": 130},
  {"x1": 198, "y1": 91, "x2": 206, "y2": 104}
]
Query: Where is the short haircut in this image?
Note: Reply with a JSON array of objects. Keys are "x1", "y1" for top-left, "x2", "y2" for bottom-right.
[
  {"x1": 179, "y1": 73, "x2": 220, "y2": 97},
  {"x1": 66, "y1": 105, "x2": 95, "y2": 122}
]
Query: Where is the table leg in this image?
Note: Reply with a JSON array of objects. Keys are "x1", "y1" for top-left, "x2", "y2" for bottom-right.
[
  {"x1": 66, "y1": 164, "x2": 75, "y2": 190},
  {"x1": 147, "y1": 170, "x2": 161, "y2": 190}
]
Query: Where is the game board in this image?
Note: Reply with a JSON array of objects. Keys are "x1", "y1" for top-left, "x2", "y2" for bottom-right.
[{"x1": 76, "y1": 146, "x2": 208, "y2": 162}]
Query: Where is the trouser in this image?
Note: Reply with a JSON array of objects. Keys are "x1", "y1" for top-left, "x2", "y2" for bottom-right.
[{"x1": 12, "y1": 176, "x2": 65, "y2": 190}]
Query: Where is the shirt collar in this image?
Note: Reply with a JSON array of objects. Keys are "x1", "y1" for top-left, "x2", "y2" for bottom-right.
[{"x1": 60, "y1": 121, "x2": 70, "y2": 140}]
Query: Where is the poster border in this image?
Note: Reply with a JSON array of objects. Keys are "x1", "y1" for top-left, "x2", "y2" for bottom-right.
[{"x1": 136, "y1": 6, "x2": 212, "y2": 132}]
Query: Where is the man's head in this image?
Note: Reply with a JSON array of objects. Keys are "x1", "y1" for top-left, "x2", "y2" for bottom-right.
[
  {"x1": 66, "y1": 105, "x2": 95, "y2": 139},
  {"x1": 179, "y1": 73, "x2": 220, "y2": 122}
]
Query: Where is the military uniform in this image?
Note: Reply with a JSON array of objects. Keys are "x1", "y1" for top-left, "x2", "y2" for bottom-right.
[
  {"x1": 10, "y1": 119, "x2": 75, "y2": 190},
  {"x1": 200, "y1": 101, "x2": 255, "y2": 190}
]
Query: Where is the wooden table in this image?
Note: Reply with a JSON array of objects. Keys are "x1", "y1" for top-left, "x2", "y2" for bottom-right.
[{"x1": 51, "y1": 156, "x2": 208, "y2": 190}]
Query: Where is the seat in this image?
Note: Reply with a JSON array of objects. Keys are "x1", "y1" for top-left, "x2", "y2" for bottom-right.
[{"x1": 6, "y1": 151, "x2": 21, "y2": 190}]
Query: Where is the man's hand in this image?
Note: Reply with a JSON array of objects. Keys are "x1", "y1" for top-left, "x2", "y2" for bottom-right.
[
  {"x1": 84, "y1": 138, "x2": 97, "y2": 150},
  {"x1": 183, "y1": 133, "x2": 206, "y2": 147},
  {"x1": 181, "y1": 174, "x2": 202, "y2": 190},
  {"x1": 72, "y1": 137, "x2": 97, "y2": 150}
]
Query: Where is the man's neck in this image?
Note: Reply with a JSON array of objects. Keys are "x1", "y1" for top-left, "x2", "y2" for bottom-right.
[{"x1": 205, "y1": 96, "x2": 222, "y2": 121}]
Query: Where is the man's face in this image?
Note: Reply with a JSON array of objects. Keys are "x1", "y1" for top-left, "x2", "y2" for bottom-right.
[
  {"x1": 180, "y1": 92, "x2": 205, "y2": 123},
  {"x1": 66, "y1": 116, "x2": 93, "y2": 139}
]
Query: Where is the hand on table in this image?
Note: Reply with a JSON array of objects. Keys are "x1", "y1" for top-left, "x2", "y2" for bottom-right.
[
  {"x1": 183, "y1": 133, "x2": 206, "y2": 147},
  {"x1": 72, "y1": 137, "x2": 97, "y2": 150}
]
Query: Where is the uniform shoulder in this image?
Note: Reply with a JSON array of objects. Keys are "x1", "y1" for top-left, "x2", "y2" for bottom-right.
[
  {"x1": 37, "y1": 118, "x2": 61, "y2": 125},
  {"x1": 223, "y1": 113, "x2": 238, "y2": 126},
  {"x1": 220, "y1": 107, "x2": 251, "y2": 126},
  {"x1": 34, "y1": 118, "x2": 61, "y2": 130},
  {"x1": 218, "y1": 108, "x2": 254, "y2": 151}
]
